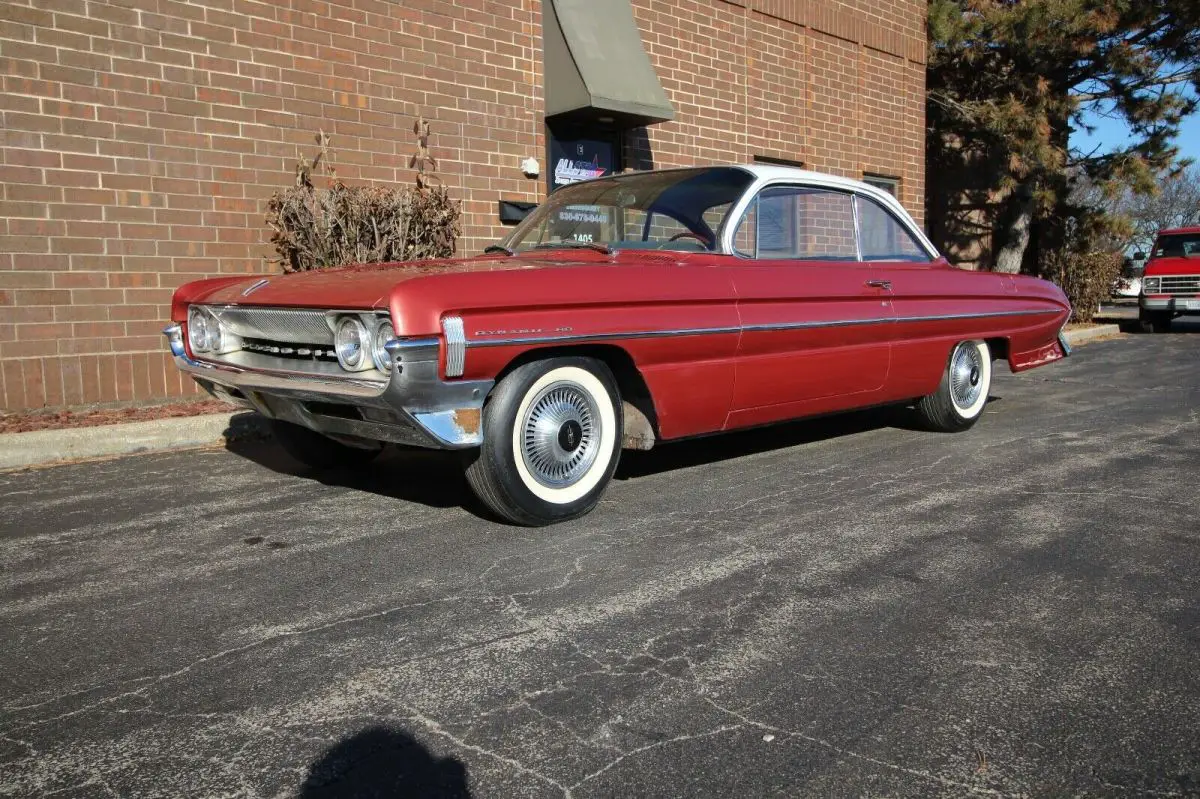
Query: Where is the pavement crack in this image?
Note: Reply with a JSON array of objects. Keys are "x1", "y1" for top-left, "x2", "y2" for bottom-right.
[
  {"x1": 2, "y1": 594, "x2": 468, "y2": 729},
  {"x1": 397, "y1": 704, "x2": 572, "y2": 796},
  {"x1": 567, "y1": 725, "x2": 743, "y2": 794},
  {"x1": 700, "y1": 696, "x2": 1012, "y2": 797}
]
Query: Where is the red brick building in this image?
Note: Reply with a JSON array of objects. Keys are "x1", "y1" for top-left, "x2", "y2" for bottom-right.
[{"x1": 0, "y1": 0, "x2": 927, "y2": 413}]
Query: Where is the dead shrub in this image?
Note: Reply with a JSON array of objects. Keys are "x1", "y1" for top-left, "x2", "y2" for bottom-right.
[
  {"x1": 1042, "y1": 249, "x2": 1122, "y2": 323},
  {"x1": 266, "y1": 125, "x2": 460, "y2": 272}
]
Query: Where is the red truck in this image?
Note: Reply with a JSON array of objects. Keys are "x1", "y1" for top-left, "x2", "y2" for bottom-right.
[{"x1": 1140, "y1": 226, "x2": 1200, "y2": 333}]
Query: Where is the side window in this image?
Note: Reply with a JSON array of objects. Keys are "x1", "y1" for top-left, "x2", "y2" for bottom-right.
[
  {"x1": 732, "y1": 186, "x2": 857, "y2": 260},
  {"x1": 703, "y1": 202, "x2": 731, "y2": 234},
  {"x1": 642, "y1": 212, "x2": 691, "y2": 242},
  {"x1": 856, "y1": 195, "x2": 930, "y2": 262}
]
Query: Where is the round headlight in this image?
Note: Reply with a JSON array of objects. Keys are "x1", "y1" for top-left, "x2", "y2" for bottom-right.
[
  {"x1": 372, "y1": 320, "x2": 396, "y2": 372},
  {"x1": 205, "y1": 316, "x2": 223, "y2": 352},
  {"x1": 335, "y1": 317, "x2": 370, "y2": 371},
  {"x1": 188, "y1": 307, "x2": 210, "y2": 353}
]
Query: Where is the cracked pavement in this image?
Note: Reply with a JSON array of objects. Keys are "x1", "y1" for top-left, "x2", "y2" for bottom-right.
[{"x1": 2, "y1": 328, "x2": 1199, "y2": 797}]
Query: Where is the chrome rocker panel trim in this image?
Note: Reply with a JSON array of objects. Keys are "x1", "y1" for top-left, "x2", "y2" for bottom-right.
[{"x1": 164, "y1": 324, "x2": 493, "y2": 449}]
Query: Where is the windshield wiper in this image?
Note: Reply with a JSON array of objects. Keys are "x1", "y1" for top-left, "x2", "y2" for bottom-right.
[
  {"x1": 483, "y1": 244, "x2": 515, "y2": 256},
  {"x1": 531, "y1": 241, "x2": 612, "y2": 254}
]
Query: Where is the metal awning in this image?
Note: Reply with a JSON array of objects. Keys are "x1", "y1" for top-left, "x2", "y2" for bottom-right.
[{"x1": 544, "y1": 0, "x2": 675, "y2": 128}]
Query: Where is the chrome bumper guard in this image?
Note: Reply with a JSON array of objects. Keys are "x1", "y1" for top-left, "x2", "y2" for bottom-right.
[{"x1": 164, "y1": 323, "x2": 492, "y2": 449}]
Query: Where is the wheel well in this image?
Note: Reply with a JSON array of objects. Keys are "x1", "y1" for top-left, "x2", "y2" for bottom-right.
[
  {"x1": 493, "y1": 344, "x2": 660, "y2": 447},
  {"x1": 985, "y1": 337, "x2": 1010, "y2": 362}
]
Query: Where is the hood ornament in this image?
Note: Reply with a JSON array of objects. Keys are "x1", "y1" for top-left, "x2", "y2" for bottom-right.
[{"x1": 241, "y1": 278, "x2": 270, "y2": 297}]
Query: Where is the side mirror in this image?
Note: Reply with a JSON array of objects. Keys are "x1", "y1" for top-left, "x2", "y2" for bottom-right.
[{"x1": 1133, "y1": 251, "x2": 1146, "y2": 261}]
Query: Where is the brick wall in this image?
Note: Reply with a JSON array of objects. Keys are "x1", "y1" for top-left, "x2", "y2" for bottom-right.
[
  {"x1": 629, "y1": 0, "x2": 927, "y2": 218},
  {"x1": 0, "y1": 0, "x2": 925, "y2": 413}
]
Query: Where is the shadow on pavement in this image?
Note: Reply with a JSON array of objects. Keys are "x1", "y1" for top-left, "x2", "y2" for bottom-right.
[
  {"x1": 224, "y1": 434, "x2": 475, "y2": 512},
  {"x1": 224, "y1": 403, "x2": 952, "y2": 501},
  {"x1": 299, "y1": 725, "x2": 471, "y2": 798},
  {"x1": 1098, "y1": 311, "x2": 1200, "y2": 334},
  {"x1": 616, "y1": 403, "x2": 933, "y2": 480}
]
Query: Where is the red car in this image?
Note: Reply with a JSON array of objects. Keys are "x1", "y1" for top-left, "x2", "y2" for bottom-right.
[
  {"x1": 164, "y1": 165, "x2": 1071, "y2": 525},
  {"x1": 1139, "y1": 225, "x2": 1200, "y2": 332}
]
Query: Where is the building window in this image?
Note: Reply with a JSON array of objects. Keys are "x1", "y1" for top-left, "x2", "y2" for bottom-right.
[{"x1": 863, "y1": 174, "x2": 899, "y2": 196}]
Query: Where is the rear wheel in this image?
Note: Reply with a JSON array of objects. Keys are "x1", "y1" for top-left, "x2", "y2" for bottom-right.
[
  {"x1": 1139, "y1": 309, "x2": 1172, "y2": 333},
  {"x1": 915, "y1": 340, "x2": 992, "y2": 432},
  {"x1": 464, "y1": 357, "x2": 622, "y2": 526},
  {"x1": 270, "y1": 419, "x2": 382, "y2": 471}
]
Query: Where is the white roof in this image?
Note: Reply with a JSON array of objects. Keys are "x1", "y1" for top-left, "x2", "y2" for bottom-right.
[{"x1": 730, "y1": 163, "x2": 937, "y2": 256}]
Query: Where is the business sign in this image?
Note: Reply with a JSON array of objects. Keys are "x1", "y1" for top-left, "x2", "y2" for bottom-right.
[
  {"x1": 546, "y1": 133, "x2": 620, "y2": 242},
  {"x1": 549, "y1": 135, "x2": 617, "y2": 192}
]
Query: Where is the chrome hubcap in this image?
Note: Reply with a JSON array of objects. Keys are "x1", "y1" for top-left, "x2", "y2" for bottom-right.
[
  {"x1": 950, "y1": 343, "x2": 985, "y2": 410},
  {"x1": 521, "y1": 381, "x2": 601, "y2": 488}
]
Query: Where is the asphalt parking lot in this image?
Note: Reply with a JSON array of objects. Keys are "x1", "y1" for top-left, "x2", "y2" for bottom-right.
[{"x1": 2, "y1": 326, "x2": 1198, "y2": 798}]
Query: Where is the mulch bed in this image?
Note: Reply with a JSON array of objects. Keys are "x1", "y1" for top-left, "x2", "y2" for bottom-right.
[{"x1": 0, "y1": 399, "x2": 237, "y2": 435}]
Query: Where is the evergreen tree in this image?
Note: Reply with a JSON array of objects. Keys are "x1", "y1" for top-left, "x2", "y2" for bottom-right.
[{"x1": 926, "y1": 0, "x2": 1200, "y2": 273}]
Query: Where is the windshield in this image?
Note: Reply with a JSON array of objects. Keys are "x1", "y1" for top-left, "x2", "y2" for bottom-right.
[
  {"x1": 1153, "y1": 233, "x2": 1200, "y2": 258},
  {"x1": 499, "y1": 167, "x2": 755, "y2": 253}
]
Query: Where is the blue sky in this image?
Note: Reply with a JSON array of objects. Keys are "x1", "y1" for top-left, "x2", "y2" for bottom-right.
[{"x1": 1071, "y1": 100, "x2": 1200, "y2": 165}]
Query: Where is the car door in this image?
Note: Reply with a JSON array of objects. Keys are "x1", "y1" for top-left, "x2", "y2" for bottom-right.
[
  {"x1": 854, "y1": 191, "x2": 1012, "y2": 398},
  {"x1": 727, "y1": 184, "x2": 893, "y2": 426}
]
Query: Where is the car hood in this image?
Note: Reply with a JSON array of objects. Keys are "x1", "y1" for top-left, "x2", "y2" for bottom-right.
[
  {"x1": 189, "y1": 253, "x2": 611, "y2": 309},
  {"x1": 1144, "y1": 256, "x2": 1200, "y2": 276}
]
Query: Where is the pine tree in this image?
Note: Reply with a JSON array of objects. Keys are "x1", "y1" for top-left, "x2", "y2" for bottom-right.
[{"x1": 926, "y1": 0, "x2": 1200, "y2": 273}]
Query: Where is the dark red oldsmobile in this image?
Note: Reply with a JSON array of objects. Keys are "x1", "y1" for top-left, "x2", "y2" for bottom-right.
[{"x1": 165, "y1": 165, "x2": 1072, "y2": 525}]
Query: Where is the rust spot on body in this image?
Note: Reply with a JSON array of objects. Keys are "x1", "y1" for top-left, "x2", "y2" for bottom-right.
[{"x1": 452, "y1": 408, "x2": 481, "y2": 435}]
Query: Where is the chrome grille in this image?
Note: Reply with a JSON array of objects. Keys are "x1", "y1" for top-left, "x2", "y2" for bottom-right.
[
  {"x1": 241, "y1": 338, "x2": 339, "y2": 362},
  {"x1": 204, "y1": 306, "x2": 334, "y2": 344},
  {"x1": 1158, "y1": 275, "x2": 1200, "y2": 295}
]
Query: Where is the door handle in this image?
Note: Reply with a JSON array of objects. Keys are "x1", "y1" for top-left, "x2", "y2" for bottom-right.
[{"x1": 866, "y1": 279, "x2": 892, "y2": 290}]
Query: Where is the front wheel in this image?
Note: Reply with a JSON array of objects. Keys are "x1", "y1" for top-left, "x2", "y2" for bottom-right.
[
  {"x1": 915, "y1": 340, "x2": 992, "y2": 432},
  {"x1": 1139, "y1": 309, "x2": 1172, "y2": 334},
  {"x1": 464, "y1": 357, "x2": 622, "y2": 526}
]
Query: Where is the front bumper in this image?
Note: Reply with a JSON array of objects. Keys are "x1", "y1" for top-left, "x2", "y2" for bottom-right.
[
  {"x1": 1140, "y1": 296, "x2": 1200, "y2": 314},
  {"x1": 164, "y1": 324, "x2": 492, "y2": 449}
]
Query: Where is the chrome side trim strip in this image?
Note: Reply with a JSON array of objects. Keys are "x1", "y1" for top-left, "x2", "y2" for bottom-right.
[
  {"x1": 467, "y1": 326, "x2": 741, "y2": 348},
  {"x1": 442, "y1": 315, "x2": 466, "y2": 377},
  {"x1": 464, "y1": 308, "x2": 1059, "y2": 348},
  {"x1": 743, "y1": 308, "x2": 1055, "y2": 333}
]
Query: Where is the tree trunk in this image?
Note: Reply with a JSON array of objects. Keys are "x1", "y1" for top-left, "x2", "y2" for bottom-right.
[{"x1": 994, "y1": 189, "x2": 1035, "y2": 274}]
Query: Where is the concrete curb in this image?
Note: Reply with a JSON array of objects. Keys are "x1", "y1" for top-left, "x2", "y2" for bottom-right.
[
  {"x1": 1063, "y1": 324, "x2": 1122, "y2": 347},
  {"x1": 0, "y1": 412, "x2": 268, "y2": 471}
]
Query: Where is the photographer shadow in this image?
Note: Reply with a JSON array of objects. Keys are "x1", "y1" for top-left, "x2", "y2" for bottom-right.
[{"x1": 300, "y1": 725, "x2": 471, "y2": 799}]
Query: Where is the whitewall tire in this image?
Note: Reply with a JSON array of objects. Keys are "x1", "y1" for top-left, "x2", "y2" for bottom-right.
[
  {"x1": 915, "y1": 340, "x2": 992, "y2": 432},
  {"x1": 464, "y1": 357, "x2": 622, "y2": 525}
]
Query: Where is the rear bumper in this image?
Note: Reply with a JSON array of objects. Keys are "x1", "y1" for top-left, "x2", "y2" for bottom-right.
[{"x1": 163, "y1": 324, "x2": 492, "y2": 449}]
